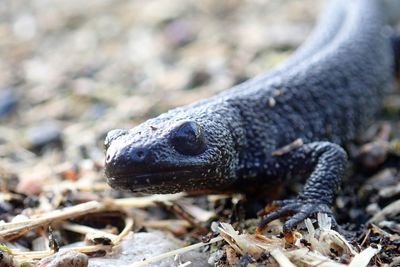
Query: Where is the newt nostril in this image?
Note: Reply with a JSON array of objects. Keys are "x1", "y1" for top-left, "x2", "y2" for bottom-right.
[
  {"x1": 105, "y1": 148, "x2": 114, "y2": 164},
  {"x1": 136, "y1": 150, "x2": 145, "y2": 159},
  {"x1": 105, "y1": 141, "x2": 121, "y2": 165}
]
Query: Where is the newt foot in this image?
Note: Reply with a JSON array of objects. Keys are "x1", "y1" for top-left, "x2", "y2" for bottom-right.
[{"x1": 257, "y1": 198, "x2": 337, "y2": 234}]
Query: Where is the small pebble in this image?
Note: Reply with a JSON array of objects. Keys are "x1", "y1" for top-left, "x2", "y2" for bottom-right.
[
  {"x1": 26, "y1": 121, "x2": 63, "y2": 154},
  {"x1": 37, "y1": 250, "x2": 88, "y2": 267},
  {"x1": 13, "y1": 13, "x2": 37, "y2": 40},
  {"x1": 186, "y1": 69, "x2": 211, "y2": 89},
  {"x1": 0, "y1": 89, "x2": 18, "y2": 118},
  {"x1": 17, "y1": 174, "x2": 44, "y2": 196},
  {"x1": 0, "y1": 201, "x2": 12, "y2": 215},
  {"x1": 88, "y1": 232, "x2": 207, "y2": 267},
  {"x1": 163, "y1": 19, "x2": 195, "y2": 48},
  {"x1": 0, "y1": 250, "x2": 16, "y2": 267}
]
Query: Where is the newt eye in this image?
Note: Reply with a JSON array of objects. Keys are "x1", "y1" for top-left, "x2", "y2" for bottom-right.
[{"x1": 170, "y1": 121, "x2": 206, "y2": 155}]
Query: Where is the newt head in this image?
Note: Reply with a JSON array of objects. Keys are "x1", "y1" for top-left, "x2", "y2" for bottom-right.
[{"x1": 104, "y1": 112, "x2": 239, "y2": 194}]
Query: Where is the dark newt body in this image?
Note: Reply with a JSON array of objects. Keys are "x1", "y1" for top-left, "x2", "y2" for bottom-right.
[{"x1": 104, "y1": 0, "x2": 395, "y2": 231}]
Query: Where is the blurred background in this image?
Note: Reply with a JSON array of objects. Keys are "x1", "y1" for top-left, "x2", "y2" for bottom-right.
[{"x1": 0, "y1": 0, "x2": 321, "y2": 194}]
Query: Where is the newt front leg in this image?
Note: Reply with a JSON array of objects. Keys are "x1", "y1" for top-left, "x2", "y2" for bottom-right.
[{"x1": 257, "y1": 141, "x2": 347, "y2": 233}]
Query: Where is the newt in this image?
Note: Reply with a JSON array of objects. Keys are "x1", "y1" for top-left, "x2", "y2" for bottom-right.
[{"x1": 104, "y1": 0, "x2": 399, "y2": 232}]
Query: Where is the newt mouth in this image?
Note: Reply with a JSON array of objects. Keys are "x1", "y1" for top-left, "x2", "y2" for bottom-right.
[{"x1": 106, "y1": 169, "x2": 199, "y2": 193}]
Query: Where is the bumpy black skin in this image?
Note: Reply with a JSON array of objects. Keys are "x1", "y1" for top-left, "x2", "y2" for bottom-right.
[{"x1": 105, "y1": 0, "x2": 394, "y2": 231}]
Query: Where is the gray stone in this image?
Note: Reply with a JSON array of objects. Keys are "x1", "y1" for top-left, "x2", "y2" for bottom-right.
[{"x1": 89, "y1": 232, "x2": 209, "y2": 267}]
